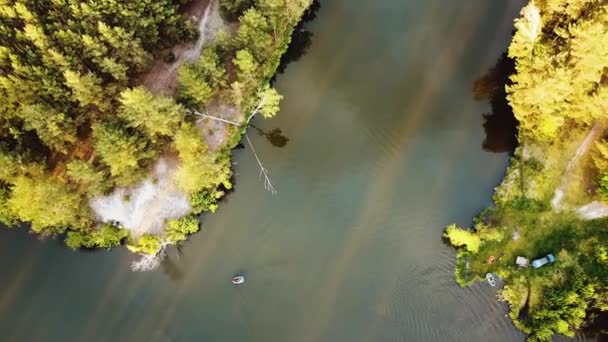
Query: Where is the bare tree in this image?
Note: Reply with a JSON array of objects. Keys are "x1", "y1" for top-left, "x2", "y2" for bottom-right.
[
  {"x1": 186, "y1": 95, "x2": 278, "y2": 194},
  {"x1": 190, "y1": 110, "x2": 242, "y2": 126},
  {"x1": 246, "y1": 96, "x2": 267, "y2": 124},
  {"x1": 245, "y1": 134, "x2": 276, "y2": 194}
]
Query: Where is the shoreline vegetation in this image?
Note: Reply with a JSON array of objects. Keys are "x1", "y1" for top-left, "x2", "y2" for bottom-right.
[
  {"x1": 0, "y1": 0, "x2": 313, "y2": 267},
  {"x1": 445, "y1": 1, "x2": 608, "y2": 341}
]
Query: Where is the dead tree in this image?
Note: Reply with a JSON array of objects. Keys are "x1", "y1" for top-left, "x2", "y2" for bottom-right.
[
  {"x1": 131, "y1": 240, "x2": 171, "y2": 272},
  {"x1": 187, "y1": 99, "x2": 277, "y2": 194},
  {"x1": 245, "y1": 134, "x2": 276, "y2": 194}
]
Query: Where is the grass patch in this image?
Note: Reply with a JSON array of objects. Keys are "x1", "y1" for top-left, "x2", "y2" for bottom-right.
[{"x1": 447, "y1": 127, "x2": 608, "y2": 340}]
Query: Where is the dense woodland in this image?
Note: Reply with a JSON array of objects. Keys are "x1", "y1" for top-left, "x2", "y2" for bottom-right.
[
  {"x1": 446, "y1": 0, "x2": 608, "y2": 341},
  {"x1": 0, "y1": 0, "x2": 312, "y2": 250}
]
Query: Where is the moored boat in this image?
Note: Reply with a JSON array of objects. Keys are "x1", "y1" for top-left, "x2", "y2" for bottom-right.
[{"x1": 232, "y1": 275, "x2": 245, "y2": 285}]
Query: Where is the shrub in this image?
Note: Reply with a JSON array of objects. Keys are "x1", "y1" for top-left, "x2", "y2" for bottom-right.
[
  {"x1": 166, "y1": 215, "x2": 200, "y2": 243},
  {"x1": 454, "y1": 250, "x2": 481, "y2": 287},
  {"x1": 190, "y1": 190, "x2": 222, "y2": 214},
  {"x1": 65, "y1": 224, "x2": 129, "y2": 250},
  {"x1": 444, "y1": 224, "x2": 481, "y2": 253},
  {"x1": 596, "y1": 174, "x2": 608, "y2": 201},
  {"x1": 127, "y1": 234, "x2": 161, "y2": 255}
]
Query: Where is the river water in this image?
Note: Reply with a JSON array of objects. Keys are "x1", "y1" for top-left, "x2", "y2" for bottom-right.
[{"x1": 0, "y1": 0, "x2": 567, "y2": 341}]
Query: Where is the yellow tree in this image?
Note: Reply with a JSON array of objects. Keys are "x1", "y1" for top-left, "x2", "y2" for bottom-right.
[{"x1": 8, "y1": 176, "x2": 90, "y2": 232}]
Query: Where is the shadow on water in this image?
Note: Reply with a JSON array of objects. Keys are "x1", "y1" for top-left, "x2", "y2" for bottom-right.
[
  {"x1": 271, "y1": 0, "x2": 321, "y2": 80},
  {"x1": 582, "y1": 310, "x2": 608, "y2": 341},
  {"x1": 473, "y1": 53, "x2": 518, "y2": 155},
  {"x1": 250, "y1": 124, "x2": 289, "y2": 148},
  {"x1": 162, "y1": 248, "x2": 185, "y2": 281}
]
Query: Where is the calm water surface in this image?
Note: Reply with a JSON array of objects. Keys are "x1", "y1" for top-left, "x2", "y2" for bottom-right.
[{"x1": 0, "y1": 0, "x2": 580, "y2": 341}]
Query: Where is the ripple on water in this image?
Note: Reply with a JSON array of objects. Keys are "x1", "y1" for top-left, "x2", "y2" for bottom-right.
[{"x1": 372, "y1": 248, "x2": 522, "y2": 342}]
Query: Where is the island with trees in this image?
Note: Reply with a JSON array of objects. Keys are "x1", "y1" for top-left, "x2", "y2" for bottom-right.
[
  {"x1": 445, "y1": 1, "x2": 608, "y2": 341},
  {"x1": 0, "y1": 0, "x2": 313, "y2": 269}
]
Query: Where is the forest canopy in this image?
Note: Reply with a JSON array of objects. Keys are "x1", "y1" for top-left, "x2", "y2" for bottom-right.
[
  {"x1": 0, "y1": 0, "x2": 196, "y2": 236},
  {"x1": 447, "y1": 1, "x2": 608, "y2": 341},
  {"x1": 507, "y1": 0, "x2": 608, "y2": 141},
  {"x1": 0, "y1": 0, "x2": 312, "y2": 251}
]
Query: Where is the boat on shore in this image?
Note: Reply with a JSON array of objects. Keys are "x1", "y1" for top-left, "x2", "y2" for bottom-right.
[{"x1": 486, "y1": 273, "x2": 496, "y2": 287}]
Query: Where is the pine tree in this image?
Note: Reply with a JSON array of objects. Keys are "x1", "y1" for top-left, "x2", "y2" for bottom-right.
[
  {"x1": 173, "y1": 124, "x2": 232, "y2": 194},
  {"x1": 8, "y1": 176, "x2": 89, "y2": 233},
  {"x1": 64, "y1": 70, "x2": 106, "y2": 109},
  {"x1": 92, "y1": 122, "x2": 156, "y2": 185},
  {"x1": 118, "y1": 87, "x2": 185, "y2": 139}
]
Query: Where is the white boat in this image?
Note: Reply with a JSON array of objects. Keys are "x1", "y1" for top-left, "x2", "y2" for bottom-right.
[
  {"x1": 486, "y1": 273, "x2": 496, "y2": 287},
  {"x1": 231, "y1": 275, "x2": 245, "y2": 285}
]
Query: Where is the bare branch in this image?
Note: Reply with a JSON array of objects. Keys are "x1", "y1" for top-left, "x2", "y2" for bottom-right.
[
  {"x1": 245, "y1": 134, "x2": 276, "y2": 194},
  {"x1": 190, "y1": 110, "x2": 242, "y2": 126},
  {"x1": 246, "y1": 97, "x2": 266, "y2": 125},
  {"x1": 131, "y1": 241, "x2": 171, "y2": 272},
  {"x1": 185, "y1": 106, "x2": 279, "y2": 195}
]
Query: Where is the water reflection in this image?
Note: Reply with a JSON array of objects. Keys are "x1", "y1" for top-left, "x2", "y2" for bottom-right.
[
  {"x1": 273, "y1": 0, "x2": 321, "y2": 77},
  {"x1": 474, "y1": 53, "x2": 518, "y2": 154},
  {"x1": 582, "y1": 310, "x2": 608, "y2": 341},
  {"x1": 250, "y1": 124, "x2": 290, "y2": 148},
  {"x1": 161, "y1": 248, "x2": 184, "y2": 281}
]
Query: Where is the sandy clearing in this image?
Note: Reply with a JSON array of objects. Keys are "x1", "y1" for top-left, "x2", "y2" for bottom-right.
[{"x1": 91, "y1": 0, "x2": 233, "y2": 237}]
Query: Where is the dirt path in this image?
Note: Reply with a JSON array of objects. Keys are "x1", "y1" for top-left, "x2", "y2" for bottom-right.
[
  {"x1": 140, "y1": 0, "x2": 224, "y2": 96},
  {"x1": 91, "y1": 0, "x2": 234, "y2": 238},
  {"x1": 551, "y1": 122, "x2": 604, "y2": 211}
]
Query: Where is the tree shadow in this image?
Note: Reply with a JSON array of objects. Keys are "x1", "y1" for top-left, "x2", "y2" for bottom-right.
[
  {"x1": 161, "y1": 248, "x2": 184, "y2": 281},
  {"x1": 272, "y1": 0, "x2": 321, "y2": 78},
  {"x1": 250, "y1": 124, "x2": 290, "y2": 148},
  {"x1": 474, "y1": 53, "x2": 518, "y2": 155},
  {"x1": 581, "y1": 310, "x2": 608, "y2": 341}
]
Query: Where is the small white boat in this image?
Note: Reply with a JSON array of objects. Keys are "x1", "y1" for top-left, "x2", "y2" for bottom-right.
[
  {"x1": 231, "y1": 275, "x2": 245, "y2": 285},
  {"x1": 486, "y1": 273, "x2": 496, "y2": 287}
]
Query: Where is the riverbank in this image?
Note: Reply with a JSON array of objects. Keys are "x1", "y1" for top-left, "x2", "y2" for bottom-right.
[
  {"x1": 447, "y1": 124, "x2": 608, "y2": 340},
  {"x1": 0, "y1": 0, "x2": 315, "y2": 252},
  {"x1": 445, "y1": 2, "x2": 608, "y2": 341},
  {"x1": 119, "y1": 0, "x2": 315, "y2": 267},
  {"x1": 0, "y1": 1, "x2": 534, "y2": 340}
]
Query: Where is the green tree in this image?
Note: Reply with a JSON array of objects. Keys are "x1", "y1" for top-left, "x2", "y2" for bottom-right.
[
  {"x1": 65, "y1": 224, "x2": 129, "y2": 250},
  {"x1": 190, "y1": 189, "x2": 222, "y2": 214},
  {"x1": 178, "y1": 65, "x2": 215, "y2": 107},
  {"x1": 18, "y1": 104, "x2": 77, "y2": 153},
  {"x1": 8, "y1": 176, "x2": 89, "y2": 233},
  {"x1": 118, "y1": 87, "x2": 184, "y2": 139},
  {"x1": 92, "y1": 122, "x2": 155, "y2": 185},
  {"x1": 233, "y1": 49, "x2": 259, "y2": 84},
  {"x1": 220, "y1": 0, "x2": 254, "y2": 17},
  {"x1": 0, "y1": 183, "x2": 18, "y2": 226},
  {"x1": 258, "y1": 0, "x2": 312, "y2": 33},
  {"x1": 258, "y1": 87, "x2": 282, "y2": 118},
  {"x1": 507, "y1": 1, "x2": 608, "y2": 141},
  {"x1": 66, "y1": 160, "x2": 109, "y2": 194},
  {"x1": 173, "y1": 124, "x2": 232, "y2": 194},
  {"x1": 63, "y1": 70, "x2": 106, "y2": 109},
  {"x1": 444, "y1": 224, "x2": 481, "y2": 253},
  {"x1": 127, "y1": 234, "x2": 161, "y2": 255},
  {"x1": 177, "y1": 47, "x2": 227, "y2": 107},
  {"x1": 233, "y1": 8, "x2": 273, "y2": 61},
  {"x1": 592, "y1": 139, "x2": 608, "y2": 172},
  {"x1": 166, "y1": 215, "x2": 200, "y2": 243}
]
